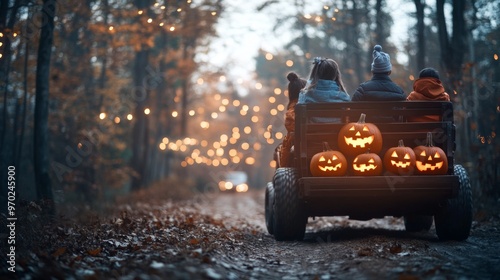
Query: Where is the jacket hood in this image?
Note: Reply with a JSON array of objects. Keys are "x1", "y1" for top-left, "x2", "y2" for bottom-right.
[{"x1": 412, "y1": 77, "x2": 447, "y2": 99}]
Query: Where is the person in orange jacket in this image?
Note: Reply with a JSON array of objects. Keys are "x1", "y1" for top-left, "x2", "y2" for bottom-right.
[
  {"x1": 275, "y1": 72, "x2": 306, "y2": 167},
  {"x1": 407, "y1": 68, "x2": 450, "y2": 122}
]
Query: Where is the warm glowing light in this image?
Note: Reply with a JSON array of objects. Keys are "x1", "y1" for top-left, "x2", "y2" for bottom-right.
[
  {"x1": 137, "y1": 10, "x2": 143, "y2": 15},
  {"x1": 169, "y1": 26, "x2": 175, "y2": 31},
  {"x1": 127, "y1": 114, "x2": 133, "y2": 120},
  {"x1": 331, "y1": 17, "x2": 337, "y2": 21},
  {"x1": 216, "y1": 148, "x2": 224, "y2": 157},
  {"x1": 144, "y1": 108, "x2": 150, "y2": 115},
  {"x1": 253, "y1": 143, "x2": 261, "y2": 150},
  {"x1": 244, "y1": 126, "x2": 252, "y2": 134},
  {"x1": 162, "y1": 137, "x2": 169, "y2": 144},
  {"x1": 233, "y1": 100, "x2": 240, "y2": 106},
  {"x1": 159, "y1": 143, "x2": 166, "y2": 150},
  {"x1": 220, "y1": 134, "x2": 229, "y2": 142},
  {"x1": 197, "y1": 78, "x2": 204, "y2": 85},
  {"x1": 211, "y1": 11, "x2": 217, "y2": 16},
  {"x1": 255, "y1": 82, "x2": 263, "y2": 90},
  {"x1": 251, "y1": 116, "x2": 259, "y2": 123},
  {"x1": 242, "y1": 105, "x2": 249, "y2": 111},
  {"x1": 177, "y1": 8, "x2": 182, "y2": 12},
  {"x1": 0, "y1": 42, "x2": 2, "y2": 46},
  {"x1": 286, "y1": 60, "x2": 294, "y2": 67},
  {"x1": 108, "y1": 26, "x2": 114, "y2": 31},
  {"x1": 220, "y1": 75, "x2": 226, "y2": 82},
  {"x1": 99, "y1": 113, "x2": 106, "y2": 120},
  {"x1": 230, "y1": 138, "x2": 237, "y2": 144},
  {"x1": 324, "y1": 5, "x2": 329, "y2": 9},
  {"x1": 0, "y1": 33, "x2": 3, "y2": 37},
  {"x1": 221, "y1": 158, "x2": 229, "y2": 166},
  {"x1": 494, "y1": 54, "x2": 499, "y2": 60},
  {"x1": 241, "y1": 142, "x2": 250, "y2": 150},
  {"x1": 315, "y1": 16, "x2": 322, "y2": 22},
  {"x1": 409, "y1": 75, "x2": 415, "y2": 81},
  {"x1": 277, "y1": 104, "x2": 285, "y2": 111},
  {"x1": 172, "y1": 111, "x2": 179, "y2": 117},
  {"x1": 181, "y1": 161, "x2": 187, "y2": 167},
  {"x1": 236, "y1": 183, "x2": 248, "y2": 193},
  {"x1": 219, "y1": 105, "x2": 226, "y2": 112},
  {"x1": 201, "y1": 140, "x2": 208, "y2": 147},
  {"x1": 159, "y1": 22, "x2": 164, "y2": 27},
  {"x1": 304, "y1": 14, "x2": 312, "y2": 19},
  {"x1": 265, "y1": 53, "x2": 273, "y2": 60},
  {"x1": 229, "y1": 149, "x2": 237, "y2": 157},
  {"x1": 200, "y1": 121, "x2": 210, "y2": 129},
  {"x1": 253, "y1": 106, "x2": 260, "y2": 112},
  {"x1": 211, "y1": 112, "x2": 218, "y2": 119},
  {"x1": 161, "y1": 5, "x2": 166, "y2": 9},
  {"x1": 270, "y1": 161, "x2": 277, "y2": 168},
  {"x1": 147, "y1": 18, "x2": 153, "y2": 23},
  {"x1": 270, "y1": 109, "x2": 278, "y2": 116},
  {"x1": 114, "y1": 117, "x2": 121, "y2": 124},
  {"x1": 269, "y1": 96, "x2": 276, "y2": 103},
  {"x1": 276, "y1": 132, "x2": 283, "y2": 139},
  {"x1": 232, "y1": 127, "x2": 240, "y2": 133},
  {"x1": 267, "y1": 138, "x2": 275, "y2": 144},
  {"x1": 207, "y1": 149, "x2": 215, "y2": 157},
  {"x1": 189, "y1": 110, "x2": 195, "y2": 116},
  {"x1": 334, "y1": 8, "x2": 339, "y2": 12},
  {"x1": 214, "y1": 94, "x2": 221, "y2": 100},
  {"x1": 240, "y1": 109, "x2": 247, "y2": 116},
  {"x1": 232, "y1": 156, "x2": 241, "y2": 164},
  {"x1": 222, "y1": 98, "x2": 229, "y2": 105},
  {"x1": 213, "y1": 141, "x2": 221, "y2": 149},
  {"x1": 263, "y1": 131, "x2": 271, "y2": 139},
  {"x1": 274, "y1": 88, "x2": 281, "y2": 95},
  {"x1": 245, "y1": 157, "x2": 255, "y2": 165}
]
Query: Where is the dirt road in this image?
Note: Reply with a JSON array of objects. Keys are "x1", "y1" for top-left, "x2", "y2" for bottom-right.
[
  {"x1": 6, "y1": 189, "x2": 500, "y2": 279},
  {"x1": 198, "y1": 190, "x2": 500, "y2": 279}
]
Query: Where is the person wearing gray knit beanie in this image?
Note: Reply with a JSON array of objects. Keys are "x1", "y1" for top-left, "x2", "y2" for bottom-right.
[
  {"x1": 371, "y1": 45, "x2": 392, "y2": 73},
  {"x1": 351, "y1": 44, "x2": 404, "y2": 104}
]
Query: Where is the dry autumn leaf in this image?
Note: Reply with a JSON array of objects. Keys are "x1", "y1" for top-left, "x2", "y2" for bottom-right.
[{"x1": 87, "y1": 247, "x2": 102, "y2": 256}]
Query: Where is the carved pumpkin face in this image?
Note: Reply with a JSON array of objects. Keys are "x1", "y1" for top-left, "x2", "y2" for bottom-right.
[
  {"x1": 413, "y1": 132, "x2": 448, "y2": 175},
  {"x1": 383, "y1": 140, "x2": 416, "y2": 175},
  {"x1": 338, "y1": 113, "x2": 382, "y2": 156},
  {"x1": 352, "y1": 152, "x2": 382, "y2": 176},
  {"x1": 310, "y1": 143, "x2": 347, "y2": 177}
]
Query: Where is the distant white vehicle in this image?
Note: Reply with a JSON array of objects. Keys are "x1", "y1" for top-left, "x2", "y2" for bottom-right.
[{"x1": 218, "y1": 171, "x2": 249, "y2": 193}]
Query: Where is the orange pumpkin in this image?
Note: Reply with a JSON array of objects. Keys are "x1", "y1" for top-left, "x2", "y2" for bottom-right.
[
  {"x1": 310, "y1": 142, "x2": 347, "y2": 177},
  {"x1": 413, "y1": 132, "x2": 448, "y2": 175},
  {"x1": 352, "y1": 151, "x2": 383, "y2": 176},
  {"x1": 338, "y1": 113, "x2": 382, "y2": 156},
  {"x1": 384, "y1": 139, "x2": 416, "y2": 175}
]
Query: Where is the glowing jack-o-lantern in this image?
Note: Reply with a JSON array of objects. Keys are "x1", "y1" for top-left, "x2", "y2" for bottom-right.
[
  {"x1": 413, "y1": 132, "x2": 448, "y2": 175},
  {"x1": 338, "y1": 113, "x2": 382, "y2": 156},
  {"x1": 310, "y1": 142, "x2": 347, "y2": 177},
  {"x1": 383, "y1": 139, "x2": 416, "y2": 175},
  {"x1": 352, "y1": 151, "x2": 383, "y2": 176}
]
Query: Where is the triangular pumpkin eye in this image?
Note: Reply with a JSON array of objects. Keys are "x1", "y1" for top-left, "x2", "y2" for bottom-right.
[
  {"x1": 319, "y1": 156, "x2": 326, "y2": 162},
  {"x1": 391, "y1": 151, "x2": 398, "y2": 158},
  {"x1": 404, "y1": 153, "x2": 411, "y2": 159},
  {"x1": 349, "y1": 126, "x2": 355, "y2": 131},
  {"x1": 368, "y1": 158, "x2": 375, "y2": 163},
  {"x1": 434, "y1": 152, "x2": 441, "y2": 158},
  {"x1": 332, "y1": 155, "x2": 338, "y2": 160},
  {"x1": 363, "y1": 126, "x2": 369, "y2": 131},
  {"x1": 420, "y1": 151, "x2": 426, "y2": 157}
]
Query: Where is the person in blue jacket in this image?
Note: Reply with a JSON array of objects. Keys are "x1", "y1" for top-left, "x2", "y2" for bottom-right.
[
  {"x1": 352, "y1": 45, "x2": 405, "y2": 101},
  {"x1": 298, "y1": 57, "x2": 351, "y2": 104}
]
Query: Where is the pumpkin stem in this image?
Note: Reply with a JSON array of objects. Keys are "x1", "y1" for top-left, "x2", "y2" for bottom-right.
[
  {"x1": 322, "y1": 142, "x2": 331, "y2": 151},
  {"x1": 358, "y1": 113, "x2": 366, "y2": 124},
  {"x1": 426, "y1": 132, "x2": 434, "y2": 147},
  {"x1": 398, "y1": 139, "x2": 405, "y2": 147}
]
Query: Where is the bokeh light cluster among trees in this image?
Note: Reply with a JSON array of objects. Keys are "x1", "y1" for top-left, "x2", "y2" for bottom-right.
[{"x1": 0, "y1": 0, "x2": 498, "y2": 208}]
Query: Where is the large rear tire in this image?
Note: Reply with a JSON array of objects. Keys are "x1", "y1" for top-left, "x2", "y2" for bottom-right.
[
  {"x1": 434, "y1": 164, "x2": 473, "y2": 241},
  {"x1": 404, "y1": 215, "x2": 433, "y2": 232},
  {"x1": 272, "y1": 168, "x2": 306, "y2": 241},
  {"x1": 265, "y1": 182, "x2": 275, "y2": 235}
]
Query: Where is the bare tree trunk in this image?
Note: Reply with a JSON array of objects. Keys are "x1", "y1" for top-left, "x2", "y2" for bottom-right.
[
  {"x1": 16, "y1": 28, "x2": 29, "y2": 167},
  {"x1": 414, "y1": 0, "x2": 425, "y2": 72},
  {"x1": 34, "y1": 0, "x2": 56, "y2": 204}
]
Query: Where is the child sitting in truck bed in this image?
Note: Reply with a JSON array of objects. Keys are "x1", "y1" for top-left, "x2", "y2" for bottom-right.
[
  {"x1": 407, "y1": 67, "x2": 450, "y2": 122},
  {"x1": 352, "y1": 45, "x2": 405, "y2": 101},
  {"x1": 278, "y1": 72, "x2": 307, "y2": 167}
]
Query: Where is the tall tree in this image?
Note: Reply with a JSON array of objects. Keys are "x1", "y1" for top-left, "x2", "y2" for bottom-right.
[
  {"x1": 34, "y1": 0, "x2": 56, "y2": 203},
  {"x1": 414, "y1": 0, "x2": 425, "y2": 72}
]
